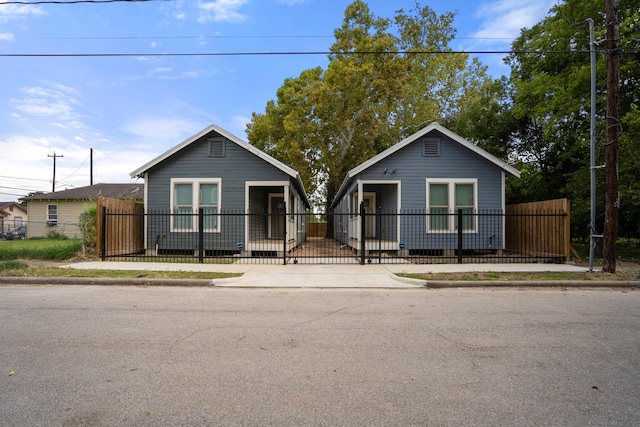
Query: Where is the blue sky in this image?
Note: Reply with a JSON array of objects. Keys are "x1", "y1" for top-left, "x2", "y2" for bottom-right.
[{"x1": 0, "y1": 0, "x2": 555, "y2": 199}]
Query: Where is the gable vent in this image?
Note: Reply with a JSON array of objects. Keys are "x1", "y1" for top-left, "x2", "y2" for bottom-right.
[
  {"x1": 208, "y1": 137, "x2": 225, "y2": 157},
  {"x1": 423, "y1": 139, "x2": 440, "y2": 157}
]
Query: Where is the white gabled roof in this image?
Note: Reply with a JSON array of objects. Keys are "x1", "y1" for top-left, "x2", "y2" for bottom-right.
[
  {"x1": 130, "y1": 124, "x2": 300, "y2": 179},
  {"x1": 331, "y1": 122, "x2": 520, "y2": 207}
]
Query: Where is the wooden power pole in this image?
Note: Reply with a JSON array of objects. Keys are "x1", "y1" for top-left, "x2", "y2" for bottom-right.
[
  {"x1": 48, "y1": 151, "x2": 63, "y2": 193},
  {"x1": 603, "y1": 0, "x2": 620, "y2": 273}
]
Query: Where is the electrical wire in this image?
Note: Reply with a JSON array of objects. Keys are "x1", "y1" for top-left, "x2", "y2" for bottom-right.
[
  {"x1": 0, "y1": 49, "x2": 617, "y2": 57},
  {"x1": 57, "y1": 155, "x2": 89, "y2": 182},
  {"x1": 0, "y1": 185, "x2": 43, "y2": 192},
  {"x1": 0, "y1": 175, "x2": 51, "y2": 182},
  {"x1": 2, "y1": 0, "x2": 173, "y2": 4}
]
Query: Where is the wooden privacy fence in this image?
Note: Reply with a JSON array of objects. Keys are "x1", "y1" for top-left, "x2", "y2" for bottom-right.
[
  {"x1": 96, "y1": 197, "x2": 144, "y2": 258},
  {"x1": 307, "y1": 222, "x2": 327, "y2": 238},
  {"x1": 505, "y1": 198, "x2": 570, "y2": 261}
]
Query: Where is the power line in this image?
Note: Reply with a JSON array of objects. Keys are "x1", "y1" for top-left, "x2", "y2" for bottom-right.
[
  {"x1": 0, "y1": 174, "x2": 51, "y2": 182},
  {"x1": 2, "y1": 0, "x2": 173, "y2": 4},
  {"x1": 13, "y1": 34, "x2": 336, "y2": 41},
  {"x1": 0, "y1": 185, "x2": 43, "y2": 192},
  {"x1": 58, "y1": 154, "x2": 89, "y2": 182},
  {"x1": 9, "y1": 34, "x2": 523, "y2": 41},
  {"x1": 0, "y1": 49, "x2": 622, "y2": 58},
  {"x1": 0, "y1": 191, "x2": 29, "y2": 197}
]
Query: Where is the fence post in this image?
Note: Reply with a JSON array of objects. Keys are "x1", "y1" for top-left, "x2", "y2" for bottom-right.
[
  {"x1": 457, "y1": 208, "x2": 463, "y2": 264},
  {"x1": 377, "y1": 208, "x2": 382, "y2": 264},
  {"x1": 283, "y1": 202, "x2": 287, "y2": 265},
  {"x1": 198, "y1": 208, "x2": 204, "y2": 263},
  {"x1": 360, "y1": 202, "x2": 366, "y2": 265},
  {"x1": 100, "y1": 205, "x2": 107, "y2": 261}
]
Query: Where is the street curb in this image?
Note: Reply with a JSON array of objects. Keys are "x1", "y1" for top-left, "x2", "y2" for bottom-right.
[
  {"x1": 1, "y1": 276, "x2": 639, "y2": 289},
  {"x1": 424, "y1": 280, "x2": 640, "y2": 288},
  {"x1": 0, "y1": 276, "x2": 214, "y2": 287}
]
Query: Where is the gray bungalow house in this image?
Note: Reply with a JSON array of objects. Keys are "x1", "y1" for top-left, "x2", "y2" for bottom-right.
[
  {"x1": 330, "y1": 122, "x2": 520, "y2": 256},
  {"x1": 130, "y1": 124, "x2": 310, "y2": 256}
]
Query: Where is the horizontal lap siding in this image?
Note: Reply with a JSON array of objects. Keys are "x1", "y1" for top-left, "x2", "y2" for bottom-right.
[
  {"x1": 146, "y1": 132, "x2": 292, "y2": 211},
  {"x1": 344, "y1": 132, "x2": 506, "y2": 250},
  {"x1": 356, "y1": 133, "x2": 504, "y2": 210},
  {"x1": 145, "y1": 131, "x2": 294, "y2": 251}
]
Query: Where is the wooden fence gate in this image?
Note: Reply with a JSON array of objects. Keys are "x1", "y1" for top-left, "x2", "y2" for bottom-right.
[
  {"x1": 505, "y1": 198, "x2": 570, "y2": 261},
  {"x1": 96, "y1": 196, "x2": 144, "y2": 258}
]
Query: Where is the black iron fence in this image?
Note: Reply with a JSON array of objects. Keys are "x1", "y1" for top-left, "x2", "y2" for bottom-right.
[{"x1": 100, "y1": 207, "x2": 568, "y2": 265}]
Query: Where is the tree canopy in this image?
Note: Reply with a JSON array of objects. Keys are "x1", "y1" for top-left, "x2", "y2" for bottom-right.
[
  {"x1": 247, "y1": 0, "x2": 494, "y2": 210},
  {"x1": 505, "y1": 0, "x2": 640, "y2": 239},
  {"x1": 246, "y1": 0, "x2": 640, "y2": 245}
]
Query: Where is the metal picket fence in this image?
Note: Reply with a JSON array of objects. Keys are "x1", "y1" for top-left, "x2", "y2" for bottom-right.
[{"x1": 99, "y1": 206, "x2": 569, "y2": 265}]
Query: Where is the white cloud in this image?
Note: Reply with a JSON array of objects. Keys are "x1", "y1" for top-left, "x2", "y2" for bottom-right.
[
  {"x1": 463, "y1": 0, "x2": 555, "y2": 76},
  {"x1": 151, "y1": 67, "x2": 173, "y2": 74},
  {"x1": 0, "y1": 2, "x2": 45, "y2": 23},
  {"x1": 277, "y1": 0, "x2": 311, "y2": 5},
  {"x1": 229, "y1": 115, "x2": 251, "y2": 138},
  {"x1": 0, "y1": 134, "x2": 85, "y2": 194},
  {"x1": 120, "y1": 116, "x2": 207, "y2": 146},
  {"x1": 473, "y1": 0, "x2": 555, "y2": 43},
  {"x1": 0, "y1": 32, "x2": 14, "y2": 41},
  {"x1": 10, "y1": 84, "x2": 85, "y2": 130},
  {"x1": 198, "y1": 0, "x2": 248, "y2": 23}
]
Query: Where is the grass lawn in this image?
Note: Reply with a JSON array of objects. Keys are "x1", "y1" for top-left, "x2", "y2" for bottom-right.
[
  {"x1": 1, "y1": 238, "x2": 639, "y2": 282},
  {"x1": 0, "y1": 239, "x2": 82, "y2": 261},
  {"x1": 0, "y1": 260, "x2": 241, "y2": 280}
]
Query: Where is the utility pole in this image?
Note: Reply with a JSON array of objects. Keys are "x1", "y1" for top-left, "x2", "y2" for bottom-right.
[
  {"x1": 48, "y1": 151, "x2": 63, "y2": 192},
  {"x1": 90, "y1": 148, "x2": 93, "y2": 186},
  {"x1": 603, "y1": 0, "x2": 620, "y2": 273},
  {"x1": 587, "y1": 18, "x2": 597, "y2": 273}
]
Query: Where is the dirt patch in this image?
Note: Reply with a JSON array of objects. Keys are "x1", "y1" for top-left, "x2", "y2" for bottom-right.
[{"x1": 289, "y1": 237, "x2": 355, "y2": 258}]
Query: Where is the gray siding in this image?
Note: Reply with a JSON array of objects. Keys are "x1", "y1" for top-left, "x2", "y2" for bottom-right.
[
  {"x1": 145, "y1": 130, "x2": 299, "y2": 251},
  {"x1": 337, "y1": 131, "x2": 506, "y2": 251},
  {"x1": 146, "y1": 131, "x2": 292, "y2": 212},
  {"x1": 355, "y1": 132, "x2": 504, "y2": 211}
]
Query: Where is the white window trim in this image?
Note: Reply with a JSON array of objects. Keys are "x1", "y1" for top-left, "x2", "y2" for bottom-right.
[
  {"x1": 47, "y1": 203, "x2": 58, "y2": 225},
  {"x1": 170, "y1": 178, "x2": 222, "y2": 233},
  {"x1": 425, "y1": 178, "x2": 478, "y2": 233}
]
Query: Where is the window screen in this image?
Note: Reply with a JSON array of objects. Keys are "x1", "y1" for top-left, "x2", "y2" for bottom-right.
[
  {"x1": 174, "y1": 183, "x2": 193, "y2": 229},
  {"x1": 200, "y1": 183, "x2": 218, "y2": 229},
  {"x1": 429, "y1": 183, "x2": 448, "y2": 230},
  {"x1": 455, "y1": 183, "x2": 475, "y2": 231}
]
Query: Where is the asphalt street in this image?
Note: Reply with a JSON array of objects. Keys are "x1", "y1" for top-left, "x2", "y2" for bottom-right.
[{"x1": 1, "y1": 285, "x2": 639, "y2": 426}]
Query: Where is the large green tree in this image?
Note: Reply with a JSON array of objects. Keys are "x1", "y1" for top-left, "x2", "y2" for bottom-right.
[
  {"x1": 247, "y1": 1, "x2": 496, "y2": 211},
  {"x1": 505, "y1": 0, "x2": 640, "y2": 241}
]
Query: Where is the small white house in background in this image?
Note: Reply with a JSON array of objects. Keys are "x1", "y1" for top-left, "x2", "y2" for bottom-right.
[
  {"x1": 20, "y1": 183, "x2": 143, "y2": 238},
  {"x1": 0, "y1": 201, "x2": 28, "y2": 234},
  {"x1": 330, "y1": 122, "x2": 520, "y2": 255}
]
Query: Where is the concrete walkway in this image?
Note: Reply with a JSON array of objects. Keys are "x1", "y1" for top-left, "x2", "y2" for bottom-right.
[{"x1": 60, "y1": 261, "x2": 598, "y2": 288}]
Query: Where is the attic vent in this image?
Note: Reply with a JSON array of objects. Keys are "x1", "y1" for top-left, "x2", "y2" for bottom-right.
[
  {"x1": 423, "y1": 139, "x2": 440, "y2": 157},
  {"x1": 208, "y1": 138, "x2": 225, "y2": 157}
]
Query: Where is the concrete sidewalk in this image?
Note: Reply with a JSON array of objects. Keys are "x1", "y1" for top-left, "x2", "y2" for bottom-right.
[{"x1": 59, "y1": 260, "x2": 601, "y2": 288}]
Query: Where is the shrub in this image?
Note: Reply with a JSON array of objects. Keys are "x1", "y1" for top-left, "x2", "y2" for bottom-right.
[
  {"x1": 46, "y1": 230, "x2": 69, "y2": 240},
  {"x1": 80, "y1": 206, "x2": 97, "y2": 256}
]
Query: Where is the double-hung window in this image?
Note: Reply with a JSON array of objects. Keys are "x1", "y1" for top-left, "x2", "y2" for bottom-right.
[
  {"x1": 426, "y1": 179, "x2": 477, "y2": 232},
  {"x1": 47, "y1": 204, "x2": 58, "y2": 225},
  {"x1": 171, "y1": 178, "x2": 221, "y2": 232}
]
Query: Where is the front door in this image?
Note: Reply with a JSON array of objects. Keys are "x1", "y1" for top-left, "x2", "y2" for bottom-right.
[
  {"x1": 268, "y1": 193, "x2": 285, "y2": 239},
  {"x1": 363, "y1": 192, "x2": 376, "y2": 238}
]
